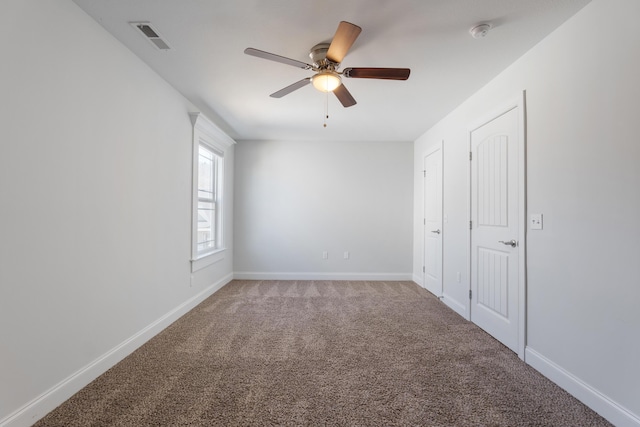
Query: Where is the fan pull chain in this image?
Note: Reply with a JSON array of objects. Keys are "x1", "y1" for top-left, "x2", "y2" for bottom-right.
[{"x1": 323, "y1": 91, "x2": 329, "y2": 128}]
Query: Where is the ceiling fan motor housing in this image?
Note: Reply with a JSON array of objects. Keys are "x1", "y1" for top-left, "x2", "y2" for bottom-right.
[{"x1": 309, "y1": 43, "x2": 335, "y2": 69}]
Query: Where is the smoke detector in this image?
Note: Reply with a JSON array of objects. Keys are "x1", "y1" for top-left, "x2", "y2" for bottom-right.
[{"x1": 469, "y1": 23, "x2": 492, "y2": 39}]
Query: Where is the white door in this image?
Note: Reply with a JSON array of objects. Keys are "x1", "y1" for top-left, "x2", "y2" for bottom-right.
[
  {"x1": 470, "y1": 106, "x2": 522, "y2": 354},
  {"x1": 423, "y1": 144, "x2": 443, "y2": 296}
]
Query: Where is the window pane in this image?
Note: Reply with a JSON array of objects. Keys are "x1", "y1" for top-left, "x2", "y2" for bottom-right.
[
  {"x1": 198, "y1": 146, "x2": 215, "y2": 200},
  {"x1": 197, "y1": 201, "x2": 215, "y2": 252},
  {"x1": 198, "y1": 155, "x2": 213, "y2": 199}
]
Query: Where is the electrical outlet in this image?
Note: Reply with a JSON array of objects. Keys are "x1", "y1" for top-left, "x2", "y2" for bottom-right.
[
  {"x1": 531, "y1": 213, "x2": 543, "y2": 230},
  {"x1": 344, "y1": 251, "x2": 349, "y2": 259},
  {"x1": 322, "y1": 251, "x2": 328, "y2": 260}
]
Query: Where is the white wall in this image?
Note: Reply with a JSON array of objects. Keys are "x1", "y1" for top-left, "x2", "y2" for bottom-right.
[
  {"x1": 234, "y1": 140, "x2": 413, "y2": 280},
  {"x1": 0, "y1": 1, "x2": 234, "y2": 425},
  {"x1": 413, "y1": 0, "x2": 640, "y2": 425}
]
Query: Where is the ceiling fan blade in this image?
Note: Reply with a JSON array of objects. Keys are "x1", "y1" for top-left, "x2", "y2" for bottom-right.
[
  {"x1": 270, "y1": 78, "x2": 311, "y2": 98},
  {"x1": 343, "y1": 67, "x2": 411, "y2": 80},
  {"x1": 244, "y1": 48, "x2": 313, "y2": 70},
  {"x1": 326, "y1": 21, "x2": 362, "y2": 64},
  {"x1": 333, "y1": 84, "x2": 357, "y2": 108}
]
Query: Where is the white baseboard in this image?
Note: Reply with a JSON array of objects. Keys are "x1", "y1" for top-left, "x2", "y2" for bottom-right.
[
  {"x1": 1, "y1": 273, "x2": 233, "y2": 427},
  {"x1": 233, "y1": 272, "x2": 413, "y2": 281},
  {"x1": 412, "y1": 273, "x2": 423, "y2": 287},
  {"x1": 525, "y1": 347, "x2": 640, "y2": 427},
  {"x1": 442, "y1": 294, "x2": 467, "y2": 319}
]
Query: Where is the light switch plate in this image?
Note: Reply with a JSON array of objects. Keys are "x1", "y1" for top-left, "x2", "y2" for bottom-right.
[{"x1": 531, "y1": 213, "x2": 543, "y2": 230}]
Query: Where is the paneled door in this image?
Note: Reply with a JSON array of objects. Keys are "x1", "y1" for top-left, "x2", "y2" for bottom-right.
[
  {"x1": 423, "y1": 143, "x2": 443, "y2": 296},
  {"x1": 470, "y1": 105, "x2": 522, "y2": 354}
]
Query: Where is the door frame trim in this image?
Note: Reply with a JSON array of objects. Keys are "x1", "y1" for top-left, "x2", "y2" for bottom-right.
[
  {"x1": 466, "y1": 91, "x2": 527, "y2": 360},
  {"x1": 423, "y1": 140, "x2": 444, "y2": 297}
]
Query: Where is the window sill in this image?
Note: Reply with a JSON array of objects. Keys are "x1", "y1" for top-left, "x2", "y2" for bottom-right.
[{"x1": 191, "y1": 248, "x2": 225, "y2": 272}]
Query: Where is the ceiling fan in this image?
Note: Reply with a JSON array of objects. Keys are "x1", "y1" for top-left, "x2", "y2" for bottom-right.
[{"x1": 244, "y1": 21, "x2": 410, "y2": 108}]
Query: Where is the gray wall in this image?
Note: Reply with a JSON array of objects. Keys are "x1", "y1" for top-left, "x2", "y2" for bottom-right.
[
  {"x1": 0, "y1": 1, "x2": 234, "y2": 424},
  {"x1": 234, "y1": 140, "x2": 413, "y2": 279},
  {"x1": 412, "y1": 0, "x2": 639, "y2": 424},
  {"x1": 2, "y1": 0, "x2": 638, "y2": 426}
]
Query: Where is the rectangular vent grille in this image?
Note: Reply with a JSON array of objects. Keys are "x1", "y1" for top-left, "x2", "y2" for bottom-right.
[
  {"x1": 131, "y1": 22, "x2": 171, "y2": 50},
  {"x1": 150, "y1": 38, "x2": 170, "y2": 50}
]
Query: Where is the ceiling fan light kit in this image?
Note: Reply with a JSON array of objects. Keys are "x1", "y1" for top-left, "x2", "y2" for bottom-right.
[
  {"x1": 244, "y1": 21, "x2": 411, "y2": 108},
  {"x1": 311, "y1": 71, "x2": 342, "y2": 92}
]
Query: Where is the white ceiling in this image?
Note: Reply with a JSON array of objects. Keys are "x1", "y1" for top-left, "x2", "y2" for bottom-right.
[{"x1": 72, "y1": 0, "x2": 590, "y2": 142}]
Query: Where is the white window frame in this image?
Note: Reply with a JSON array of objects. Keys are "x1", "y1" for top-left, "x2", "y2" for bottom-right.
[
  {"x1": 189, "y1": 113, "x2": 235, "y2": 272},
  {"x1": 196, "y1": 144, "x2": 221, "y2": 255}
]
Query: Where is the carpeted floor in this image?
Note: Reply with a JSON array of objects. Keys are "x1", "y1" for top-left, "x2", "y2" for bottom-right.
[{"x1": 35, "y1": 280, "x2": 612, "y2": 426}]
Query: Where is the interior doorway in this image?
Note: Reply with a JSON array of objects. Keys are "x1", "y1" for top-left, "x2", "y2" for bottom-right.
[
  {"x1": 423, "y1": 142, "x2": 443, "y2": 297},
  {"x1": 469, "y1": 94, "x2": 526, "y2": 359}
]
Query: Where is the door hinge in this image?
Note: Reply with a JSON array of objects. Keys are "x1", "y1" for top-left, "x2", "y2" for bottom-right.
[
  {"x1": 469, "y1": 289, "x2": 472, "y2": 300},
  {"x1": 423, "y1": 170, "x2": 426, "y2": 177},
  {"x1": 469, "y1": 220, "x2": 472, "y2": 230},
  {"x1": 422, "y1": 266, "x2": 425, "y2": 273},
  {"x1": 469, "y1": 152, "x2": 472, "y2": 161},
  {"x1": 423, "y1": 218, "x2": 426, "y2": 225}
]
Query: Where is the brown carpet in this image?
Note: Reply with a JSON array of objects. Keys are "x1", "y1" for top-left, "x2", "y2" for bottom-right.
[{"x1": 35, "y1": 280, "x2": 611, "y2": 426}]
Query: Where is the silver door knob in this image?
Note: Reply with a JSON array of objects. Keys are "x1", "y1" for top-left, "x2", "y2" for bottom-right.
[
  {"x1": 431, "y1": 229, "x2": 441, "y2": 234},
  {"x1": 499, "y1": 239, "x2": 517, "y2": 248}
]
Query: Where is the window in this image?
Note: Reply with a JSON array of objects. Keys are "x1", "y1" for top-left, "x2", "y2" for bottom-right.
[
  {"x1": 196, "y1": 144, "x2": 220, "y2": 254},
  {"x1": 190, "y1": 113, "x2": 235, "y2": 271}
]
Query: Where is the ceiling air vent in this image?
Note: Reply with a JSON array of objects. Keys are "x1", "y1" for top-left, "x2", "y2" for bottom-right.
[{"x1": 130, "y1": 22, "x2": 171, "y2": 50}]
